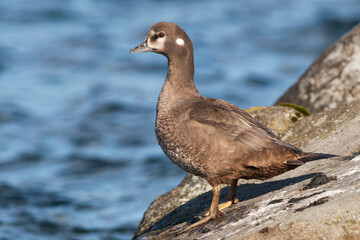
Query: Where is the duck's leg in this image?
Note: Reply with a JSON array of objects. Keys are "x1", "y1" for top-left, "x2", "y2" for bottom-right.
[
  {"x1": 207, "y1": 179, "x2": 238, "y2": 215},
  {"x1": 181, "y1": 184, "x2": 224, "y2": 232},
  {"x1": 224, "y1": 179, "x2": 239, "y2": 204}
]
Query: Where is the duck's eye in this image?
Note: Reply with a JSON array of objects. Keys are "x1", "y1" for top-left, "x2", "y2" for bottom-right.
[{"x1": 158, "y1": 32, "x2": 165, "y2": 38}]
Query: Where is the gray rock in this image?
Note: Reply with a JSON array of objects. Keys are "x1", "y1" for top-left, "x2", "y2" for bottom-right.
[
  {"x1": 234, "y1": 156, "x2": 360, "y2": 240},
  {"x1": 276, "y1": 23, "x2": 360, "y2": 114},
  {"x1": 281, "y1": 100, "x2": 360, "y2": 156},
  {"x1": 133, "y1": 174, "x2": 211, "y2": 237}
]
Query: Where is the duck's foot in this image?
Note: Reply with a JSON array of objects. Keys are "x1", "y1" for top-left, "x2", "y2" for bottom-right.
[
  {"x1": 219, "y1": 198, "x2": 239, "y2": 210},
  {"x1": 179, "y1": 184, "x2": 224, "y2": 234},
  {"x1": 204, "y1": 198, "x2": 238, "y2": 216},
  {"x1": 179, "y1": 209, "x2": 225, "y2": 234}
]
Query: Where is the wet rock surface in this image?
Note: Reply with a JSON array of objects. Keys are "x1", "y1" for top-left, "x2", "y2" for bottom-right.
[{"x1": 276, "y1": 23, "x2": 360, "y2": 114}]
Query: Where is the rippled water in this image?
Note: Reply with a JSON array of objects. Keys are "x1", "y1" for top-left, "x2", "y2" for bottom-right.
[{"x1": 1, "y1": 0, "x2": 360, "y2": 239}]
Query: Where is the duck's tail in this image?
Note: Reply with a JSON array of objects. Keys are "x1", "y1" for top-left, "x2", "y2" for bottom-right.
[
  {"x1": 286, "y1": 152, "x2": 339, "y2": 167},
  {"x1": 299, "y1": 152, "x2": 340, "y2": 163}
]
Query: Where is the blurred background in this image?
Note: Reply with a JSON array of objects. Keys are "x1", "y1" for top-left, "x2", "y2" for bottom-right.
[{"x1": 0, "y1": 0, "x2": 360, "y2": 239}]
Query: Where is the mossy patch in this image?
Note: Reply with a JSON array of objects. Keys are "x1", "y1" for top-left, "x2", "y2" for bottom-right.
[
  {"x1": 291, "y1": 116, "x2": 298, "y2": 123},
  {"x1": 278, "y1": 103, "x2": 311, "y2": 116},
  {"x1": 246, "y1": 106, "x2": 265, "y2": 112}
]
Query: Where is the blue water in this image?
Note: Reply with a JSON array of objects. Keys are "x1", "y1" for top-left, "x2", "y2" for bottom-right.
[{"x1": 0, "y1": 0, "x2": 359, "y2": 239}]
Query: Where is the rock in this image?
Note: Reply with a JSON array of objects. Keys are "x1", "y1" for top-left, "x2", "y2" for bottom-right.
[
  {"x1": 281, "y1": 100, "x2": 360, "y2": 156},
  {"x1": 301, "y1": 173, "x2": 336, "y2": 190},
  {"x1": 133, "y1": 106, "x2": 306, "y2": 237},
  {"x1": 247, "y1": 106, "x2": 307, "y2": 137},
  {"x1": 133, "y1": 174, "x2": 212, "y2": 237},
  {"x1": 238, "y1": 165, "x2": 360, "y2": 240},
  {"x1": 276, "y1": 23, "x2": 360, "y2": 114}
]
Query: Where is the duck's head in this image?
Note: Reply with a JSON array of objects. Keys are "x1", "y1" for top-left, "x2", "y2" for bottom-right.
[{"x1": 130, "y1": 22, "x2": 192, "y2": 59}]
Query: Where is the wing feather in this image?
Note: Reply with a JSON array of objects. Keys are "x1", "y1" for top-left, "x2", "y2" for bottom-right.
[{"x1": 174, "y1": 97, "x2": 304, "y2": 183}]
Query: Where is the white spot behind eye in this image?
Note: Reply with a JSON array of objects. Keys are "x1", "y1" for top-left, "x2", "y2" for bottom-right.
[{"x1": 176, "y1": 38, "x2": 185, "y2": 46}]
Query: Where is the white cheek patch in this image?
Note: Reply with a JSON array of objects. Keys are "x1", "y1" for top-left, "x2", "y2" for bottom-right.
[
  {"x1": 176, "y1": 38, "x2": 185, "y2": 46},
  {"x1": 147, "y1": 36, "x2": 166, "y2": 49}
]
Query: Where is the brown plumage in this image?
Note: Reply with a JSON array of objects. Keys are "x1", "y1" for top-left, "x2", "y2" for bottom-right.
[{"x1": 130, "y1": 22, "x2": 336, "y2": 231}]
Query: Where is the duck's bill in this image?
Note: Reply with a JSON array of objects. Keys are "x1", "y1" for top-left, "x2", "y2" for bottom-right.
[{"x1": 130, "y1": 40, "x2": 153, "y2": 53}]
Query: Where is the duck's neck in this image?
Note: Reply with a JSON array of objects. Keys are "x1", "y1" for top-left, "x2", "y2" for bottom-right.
[{"x1": 157, "y1": 54, "x2": 199, "y2": 115}]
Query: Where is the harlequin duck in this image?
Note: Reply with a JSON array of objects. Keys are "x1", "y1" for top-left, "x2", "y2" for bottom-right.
[{"x1": 130, "y1": 22, "x2": 336, "y2": 232}]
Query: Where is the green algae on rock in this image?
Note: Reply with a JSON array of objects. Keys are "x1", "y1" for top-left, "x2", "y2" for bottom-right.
[{"x1": 277, "y1": 103, "x2": 311, "y2": 116}]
